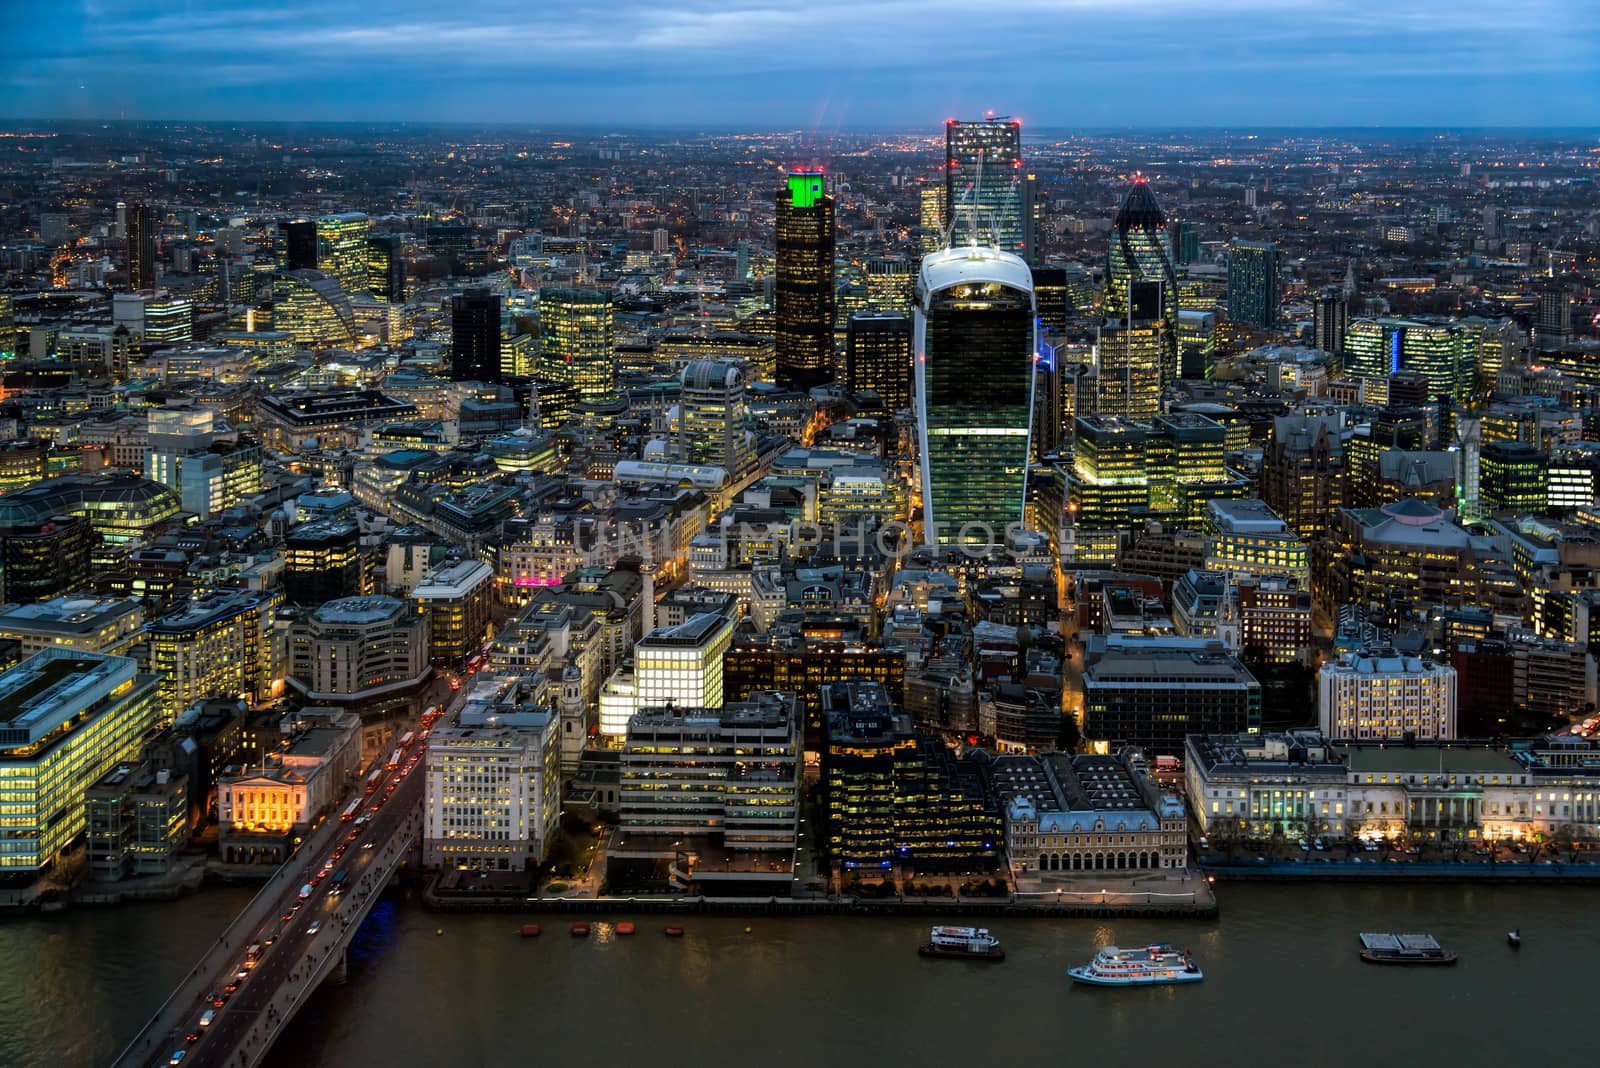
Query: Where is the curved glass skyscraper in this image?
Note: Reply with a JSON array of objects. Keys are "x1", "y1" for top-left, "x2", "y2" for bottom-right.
[
  {"x1": 1105, "y1": 177, "x2": 1178, "y2": 385},
  {"x1": 914, "y1": 246, "x2": 1036, "y2": 544}
]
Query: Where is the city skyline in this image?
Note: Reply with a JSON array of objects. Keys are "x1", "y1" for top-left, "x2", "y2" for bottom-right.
[{"x1": 10, "y1": 1, "x2": 1600, "y2": 128}]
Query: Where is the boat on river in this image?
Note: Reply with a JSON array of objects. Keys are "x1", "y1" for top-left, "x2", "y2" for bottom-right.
[
  {"x1": 1359, "y1": 932, "x2": 1457, "y2": 965},
  {"x1": 1067, "y1": 944, "x2": 1202, "y2": 986},
  {"x1": 918, "y1": 926, "x2": 1005, "y2": 961}
]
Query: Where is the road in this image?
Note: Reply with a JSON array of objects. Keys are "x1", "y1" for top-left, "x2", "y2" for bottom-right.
[{"x1": 124, "y1": 719, "x2": 432, "y2": 1068}]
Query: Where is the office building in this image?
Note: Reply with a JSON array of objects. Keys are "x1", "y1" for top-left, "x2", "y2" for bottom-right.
[
  {"x1": 1319, "y1": 649, "x2": 1457, "y2": 740},
  {"x1": 0, "y1": 650, "x2": 161, "y2": 875},
  {"x1": 451, "y1": 288, "x2": 502, "y2": 383},
  {"x1": 1261, "y1": 414, "x2": 1346, "y2": 539},
  {"x1": 0, "y1": 597, "x2": 145, "y2": 658},
  {"x1": 366, "y1": 233, "x2": 405, "y2": 301},
  {"x1": 602, "y1": 612, "x2": 736, "y2": 738},
  {"x1": 865, "y1": 257, "x2": 916, "y2": 313},
  {"x1": 146, "y1": 591, "x2": 278, "y2": 726},
  {"x1": 424, "y1": 675, "x2": 561, "y2": 871},
  {"x1": 608, "y1": 691, "x2": 801, "y2": 893},
  {"x1": 664, "y1": 359, "x2": 754, "y2": 477},
  {"x1": 412, "y1": 559, "x2": 495, "y2": 660},
  {"x1": 315, "y1": 212, "x2": 371, "y2": 294},
  {"x1": 0, "y1": 517, "x2": 93, "y2": 603},
  {"x1": 914, "y1": 245, "x2": 1035, "y2": 544},
  {"x1": 1204, "y1": 498, "x2": 1310, "y2": 586},
  {"x1": 1083, "y1": 639, "x2": 1261, "y2": 754},
  {"x1": 0, "y1": 473, "x2": 180, "y2": 546},
  {"x1": 1226, "y1": 240, "x2": 1280, "y2": 329},
  {"x1": 1228, "y1": 576, "x2": 1313, "y2": 665},
  {"x1": 85, "y1": 759, "x2": 188, "y2": 881},
  {"x1": 1068, "y1": 415, "x2": 1149, "y2": 534},
  {"x1": 275, "y1": 219, "x2": 318, "y2": 272},
  {"x1": 271, "y1": 270, "x2": 358, "y2": 349},
  {"x1": 996, "y1": 750, "x2": 1187, "y2": 877},
  {"x1": 143, "y1": 296, "x2": 192, "y2": 345},
  {"x1": 287, "y1": 595, "x2": 430, "y2": 703},
  {"x1": 1478, "y1": 441, "x2": 1548, "y2": 513},
  {"x1": 1105, "y1": 178, "x2": 1178, "y2": 384},
  {"x1": 125, "y1": 200, "x2": 156, "y2": 291},
  {"x1": 143, "y1": 408, "x2": 264, "y2": 520},
  {"x1": 774, "y1": 171, "x2": 836, "y2": 390},
  {"x1": 945, "y1": 117, "x2": 1029, "y2": 258},
  {"x1": 1085, "y1": 319, "x2": 1163, "y2": 420},
  {"x1": 846, "y1": 310, "x2": 912, "y2": 410},
  {"x1": 283, "y1": 518, "x2": 364, "y2": 606},
  {"x1": 919, "y1": 183, "x2": 947, "y2": 252},
  {"x1": 822, "y1": 681, "x2": 1001, "y2": 872},
  {"x1": 1317, "y1": 499, "x2": 1480, "y2": 624},
  {"x1": 539, "y1": 287, "x2": 614, "y2": 400}
]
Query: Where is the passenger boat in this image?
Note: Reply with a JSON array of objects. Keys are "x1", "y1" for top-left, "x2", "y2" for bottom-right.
[
  {"x1": 1358, "y1": 932, "x2": 1457, "y2": 965},
  {"x1": 664, "y1": 925, "x2": 685, "y2": 937},
  {"x1": 570, "y1": 922, "x2": 591, "y2": 937},
  {"x1": 918, "y1": 925, "x2": 1005, "y2": 961},
  {"x1": 616, "y1": 922, "x2": 636, "y2": 936},
  {"x1": 1067, "y1": 944, "x2": 1202, "y2": 986}
]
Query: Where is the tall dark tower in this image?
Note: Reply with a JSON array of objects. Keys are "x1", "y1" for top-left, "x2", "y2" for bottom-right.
[
  {"x1": 774, "y1": 170, "x2": 835, "y2": 391},
  {"x1": 846, "y1": 310, "x2": 913, "y2": 411},
  {"x1": 276, "y1": 219, "x2": 318, "y2": 272},
  {"x1": 125, "y1": 200, "x2": 157, "y2": 291},
  {"x1": 451, "y1": 288, "x2": 502, "y2": 383},
  {"x1": 366, "y1": 234, "x2": 405, "y2": 302},
  {"x1": 1106, "y1": 177, "x2": 1178, "y2": 387},
  {"x1": 1313, "y1": 287, "x2": 1348, "y2": 356}
]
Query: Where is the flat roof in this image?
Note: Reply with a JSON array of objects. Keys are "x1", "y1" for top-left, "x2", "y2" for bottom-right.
[{"x1": 1337, "y1": 745, "x2": 1523, "y2": 775}]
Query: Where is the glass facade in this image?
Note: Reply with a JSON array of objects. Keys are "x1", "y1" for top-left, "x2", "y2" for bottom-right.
[
  {"x1": 538, "y1": 287, "x2": 615, "y2": 400},
  {"x1": 1105, "y1": 179, "x2": 1178, "y2": 384},
  {"x1": 315, "y1": 212, "x2": 371, "y2": 295},
  {"x1": 845, "y1": 311, "x2": 912, "y2": 411},
  {"x1": 774, "y1": 172, "x2": 835, "y2": 390},
  {"x1": 1226, "y1": 240, "x2": 1280, "y2": 329},
  {"x1": 915, "y1": 251, "x2": 1035, "y2": 544},
  {"x1": 1087, "y1": 321, "x2": 1163, "y2": 420},
  {"x1": 945, "y1": 119, "x2": 1029, "y2": 258}
]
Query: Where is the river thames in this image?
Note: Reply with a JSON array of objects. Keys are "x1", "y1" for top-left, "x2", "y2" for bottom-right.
[{"x1": 2, "y1": 883, "x2": 1594, "y2": 1068}]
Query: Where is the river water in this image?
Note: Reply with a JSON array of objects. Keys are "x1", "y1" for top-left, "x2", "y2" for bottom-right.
[{"x1": 3, "y1": 883, "x2": 1594, "y2": 1068}]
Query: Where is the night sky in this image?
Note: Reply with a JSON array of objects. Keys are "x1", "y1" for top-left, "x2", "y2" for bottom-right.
[{"x1": 8, "y1": 0, "x2": 1599, "y2": 128}]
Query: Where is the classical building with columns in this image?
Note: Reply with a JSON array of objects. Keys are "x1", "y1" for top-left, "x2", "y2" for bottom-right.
[{"x1": 1186, "y1": 731, "x2": 1600, "y2": 844}]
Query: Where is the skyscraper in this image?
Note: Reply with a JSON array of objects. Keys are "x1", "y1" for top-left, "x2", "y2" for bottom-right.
[
  {"x1": 919, "y1": 183, "x2": 947, "y2": 253},
  {"x1": 451, "y1": 288, "x2": 502, "y2": 383},
  {"x1": 1171, "y1": 220, "x2": 1200, "y2": 266},
  {"x1": 944, "y1": 118, "x2": 1031, "y2": 259},
  {"x1": 539, "y1": 287, "x2": 615, "y2": 400},
  {"x1": 846, "y1": 310, "x2": 913, "y2": 411},
  {"x1": 315, "y1": 212, "x2": 371, "y2": 295},
  {"x1": 671, "y1": 360, "x2": 754, "y2": 476},
  {"x1": 774, "y1": 170, "x2": 835, "y2": 391},
  {"x1": 1313, "y1": 287, "x2": 1348, "y2": 355},
  {"x1": 1105, "y1": 177, "x2": 1178, "y2": 385},
  {"x1": 914, "y1": 246, "x2": 1035, "y2": 543},
  {"x1": 366, "y1": 234, "x2": 405, "y2": 302},
  {"x1": 1086, "y1": 299, "x2": 1163, "y2": 421},
  {"x1": 125, "y1": 200, "x2": 157, "y2": 291},
  {"x1": 1226, "y1": 240, "x2": 1280, "y2": 329},
  {"x1": 276, "y1": 219, "x2": 318, "y2": 272}
]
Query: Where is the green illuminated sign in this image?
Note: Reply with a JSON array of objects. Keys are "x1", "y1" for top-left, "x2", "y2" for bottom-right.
[{"x1": 788, "y1": 173, "x2": 824, "y2": 209}]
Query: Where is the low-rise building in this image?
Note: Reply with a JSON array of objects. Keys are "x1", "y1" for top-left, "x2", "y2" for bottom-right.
[
  {"x1": 0, "y1": 650, "x2": 162, "y2": 877},
  {"x1": 0, "y1": 596, "x2": 146, "y2": 658},
  {"x1": 412, "y1": 559, "x2": 495, "y2": 660},
  {"x1": 995, "y1": 750, "x2": 1187, "y2": 877},
  {"x1": 217, "y1": 708, "x2": 361, "y2": 863},
  {"x1": 84, "y1": 760, "x2": 189, "y2": 881},
  {"x1": 1319, "y1": 648, "x2": 1458, "y2": 740},
  {"x1": 607, "y1": 690, "x2": 801, "y2": 894},
  {"x1": 423, "y1": 675, "x2": 561, "y2": 872}
]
